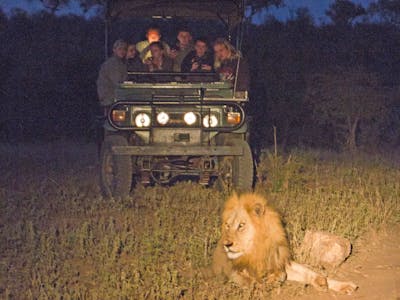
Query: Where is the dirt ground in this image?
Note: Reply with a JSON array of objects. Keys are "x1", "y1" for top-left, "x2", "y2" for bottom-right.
[{"x1": 273, "y1": 225, "x2": 400, "y2": 300}]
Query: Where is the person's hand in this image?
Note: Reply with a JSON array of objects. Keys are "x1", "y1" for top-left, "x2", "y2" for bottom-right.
[
  {"x1": 201, "y1": 64, "x2": 212, "y2": 71},
  {"x1": 144, "y1": 58, "x2": 152, "y2": 65},
  {"x1": 169, "y1": 49, "x2": 178, "y2": 59},
  {"x1": 191, "y1": 62, "x2": 199, "y2": 71}
]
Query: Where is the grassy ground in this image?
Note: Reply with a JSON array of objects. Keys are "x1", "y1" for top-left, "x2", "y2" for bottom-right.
[{"x1": 0, "y1": 142, "x2": 399, "y2": 299}]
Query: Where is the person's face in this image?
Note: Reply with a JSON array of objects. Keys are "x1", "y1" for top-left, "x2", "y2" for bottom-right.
[
  {"x1": 214, "y1": 43, "x2": 230, "y2": 61},
  {"x1": 177, "y1": 31, "x2": 192, "y2": 47},
  {"x1": 195, "y1": 41, "x2": 207, "y2": 57},
  {"x1": 126, "y1": 45, "x2": 136, "y2": 59},
  {"x1": 147, "y1": 30, "x2": 161, "y2": 43},
  {"x1": 113, "y1": 46, "x2": 127, "y2": 59},
  {"x1": 150, "y1": 45, "x2": 163, "y2": 59}
]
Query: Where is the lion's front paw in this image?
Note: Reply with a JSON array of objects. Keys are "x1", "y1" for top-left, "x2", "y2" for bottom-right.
[
  {"x1": 266, "y1": 271, "x2": 287, "y2": 285},
  {"x1": 337, "y1": 281, "x2": 358, "y2": 295},
  {"x1": 327, "y1": 279, "x2": 358, "y2": 295}
]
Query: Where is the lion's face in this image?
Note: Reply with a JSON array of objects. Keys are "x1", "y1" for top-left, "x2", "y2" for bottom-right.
[
  {"x1": 220, "y1": 193, "x2": 268, "y2": 260},
  {"x1": 221, "y1": 207, "x2": 257, "y2": 260}
]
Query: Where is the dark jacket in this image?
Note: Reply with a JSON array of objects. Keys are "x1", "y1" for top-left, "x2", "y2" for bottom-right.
[
  {"x1": 172, "y1": 43, "x2": 194, "y2": 72},
  {"x1": 216, "y1": 57, "x2": 250, "y2": 91},
  {"x1": 96, "y1": 55, "x2": 127, "y2": 106},
  {"x1": 181, "y1": 50, "x2": 214, "y2": 73},
  {"x1": 127, "y1": 56, "x2": 145, "y2": 72},
  {"x1": 146, "y1": 56, "x2": 174, "y2": 72}
]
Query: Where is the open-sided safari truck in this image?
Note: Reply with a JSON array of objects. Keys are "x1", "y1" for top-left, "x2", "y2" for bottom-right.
[{"x1": 100, "y1": 0, "x2": 254, "y2": 198}]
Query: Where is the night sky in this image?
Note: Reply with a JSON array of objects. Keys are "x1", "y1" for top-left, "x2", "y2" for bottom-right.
[{"x1": 1, "y1": 0, "x2": 376, "y2": 23}]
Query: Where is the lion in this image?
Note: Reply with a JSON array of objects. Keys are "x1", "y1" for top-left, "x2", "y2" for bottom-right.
[{"x1": 212, "y1": 192, "x2": 358, "y2": 294}]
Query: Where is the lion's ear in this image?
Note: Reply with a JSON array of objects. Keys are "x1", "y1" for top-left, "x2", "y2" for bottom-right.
[{"x1": 253, "y1": 203, "x2": 265, "y2": 217}]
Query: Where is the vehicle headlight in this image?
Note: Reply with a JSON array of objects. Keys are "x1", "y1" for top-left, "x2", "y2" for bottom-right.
[
  {"x1": 134, "y1": 113, "x2": 151, "y2": 127},
  {"x1": 156, "y1": 112, "x2": 169, "y2": 125},
  {"x1": 203, "y1": 114, "x2": 218, "y2": 128},
  {"x1": 184, "y1": 112, "x2": 197, "y2": 125}
]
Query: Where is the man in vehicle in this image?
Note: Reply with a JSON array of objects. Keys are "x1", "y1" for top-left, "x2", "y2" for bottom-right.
[
  {"x1": 136, "y1": 26, "x2": 170, "y2": 62},
  {"x1": 96, "y1": 39, "x2": 128, "y2": 107},
  {"x1": 126, "y1": 42, "x2": 145, "y2": 72},
  {"x1": 181, "y1": 37, "x2": 213, "y2": 73},
  {"x1": 170, "y1": 27, "x2": 194, "y2": 72}
]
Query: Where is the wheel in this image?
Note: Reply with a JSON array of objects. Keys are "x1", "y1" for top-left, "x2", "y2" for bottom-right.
[
  {"x1": 217, "y1": 137, "x2": 254, "y2": 192},
  {"x1": 99, "y1": 135, "x2": 132, "y2": 198}
]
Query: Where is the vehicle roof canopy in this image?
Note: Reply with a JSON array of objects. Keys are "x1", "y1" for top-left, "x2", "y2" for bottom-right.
[{"x1": 106, "y1": 0, "x2": 245, "y2": 28}]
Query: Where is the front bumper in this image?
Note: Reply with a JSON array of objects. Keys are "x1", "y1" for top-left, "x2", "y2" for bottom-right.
[{"x1": 111, "y1": 145, "x2": 244, "y2": 156}]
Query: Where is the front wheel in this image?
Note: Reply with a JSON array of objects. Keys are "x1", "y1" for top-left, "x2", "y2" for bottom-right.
[
  {"x1": 99, "y1": 135, "x2": 132, "y2": 198},
  {"x1": 218, "y1": 139, "x2": 254, "y2": 192}
]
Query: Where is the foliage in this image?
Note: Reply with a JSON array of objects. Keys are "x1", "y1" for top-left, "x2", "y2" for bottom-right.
[
  {"x1": 305, "y1": 67, "x2": 389, "y2": 151},
  {"x1": 0, "y1": 142, "x2": 399, "y2": 298},
  {"x1": 325, "y1": 0, "x2": 367, "y2": 26},
  {"x1": 369, "y1": 0, "x2": 400, "y2": 26}
]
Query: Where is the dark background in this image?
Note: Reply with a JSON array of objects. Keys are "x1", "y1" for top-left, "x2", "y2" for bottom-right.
[{"x1": 0, "y1": 0, "x2": 399, "y2": 152}]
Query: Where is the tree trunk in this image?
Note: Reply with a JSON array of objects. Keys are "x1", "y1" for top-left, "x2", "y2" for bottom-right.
[{"x1": 346, "y1": 116, "x2": 359, "y2": 152}]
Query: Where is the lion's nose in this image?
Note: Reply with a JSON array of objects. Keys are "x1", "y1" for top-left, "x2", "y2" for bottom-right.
[{"x1": 224, "y1": 240, "x2": 233, "y2": 248}]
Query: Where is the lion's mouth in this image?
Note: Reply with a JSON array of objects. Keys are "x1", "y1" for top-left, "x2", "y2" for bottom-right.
[{"x1": 224, "y1": 247, "x2": 243, "y2": 259}]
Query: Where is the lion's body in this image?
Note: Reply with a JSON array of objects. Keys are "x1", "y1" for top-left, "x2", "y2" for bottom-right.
[{"x1": 212, "y1": 193, "x2": 358, "y2": 294}]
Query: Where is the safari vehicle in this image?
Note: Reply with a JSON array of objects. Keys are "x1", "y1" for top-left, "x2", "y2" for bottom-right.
[{"x1": 100, "y1": 0, "x2": 254, "y2": 198}]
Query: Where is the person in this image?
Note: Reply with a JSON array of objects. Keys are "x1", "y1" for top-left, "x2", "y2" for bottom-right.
[
  {"x1": 213, "y1": 38, "x2": 250, "y2": 91},
  {"x1": 170, "y1": 27, "x2": 194, "y2": 72},
  {"x1": 181, "y1": 37, "x2": 214, "y2": 73},
  {"x1": 136, "y1": 26, "x2": 170, "y2": 62},
  {"x1": 126, "y1": 42, "x2": 145, "y2": 72},
  {"x1": 144, "y1": 41, "x2": 174, "y2": 72},
  {"x1": 96, "y1": 39, "x2": 127, "y2": 107}
]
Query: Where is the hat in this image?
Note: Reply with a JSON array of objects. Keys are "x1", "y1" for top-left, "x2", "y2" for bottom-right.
[{"x1": 113, "y1": 39, "x2": 127, "y2": 50}]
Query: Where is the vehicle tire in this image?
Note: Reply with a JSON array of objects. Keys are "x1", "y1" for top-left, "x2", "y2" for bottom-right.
[
  {"x1": 217, "y1": 138, "x2": 254, "y2": 192},
  {"x1": 100, "y1": 135, "x2": 132, "y2": 198}
]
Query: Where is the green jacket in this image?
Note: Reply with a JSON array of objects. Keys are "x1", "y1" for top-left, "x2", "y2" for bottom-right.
[{"x1": 96, "y1": 55, "x2": 127, "y2": 106}]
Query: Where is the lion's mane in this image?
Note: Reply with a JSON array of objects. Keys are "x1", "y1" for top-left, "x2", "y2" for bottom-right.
[{"x1": 213, "y1": 193, "x2": 290, "y2": 281}]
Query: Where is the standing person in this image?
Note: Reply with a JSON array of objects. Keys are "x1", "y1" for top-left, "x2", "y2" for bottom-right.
[
  {"x1": 170, "y1": 27, "x2": 194, "y2": 72},
  {"x1": 181, "y1": 37, "x2": 214, "y2": 73},
  {"x1": 96, "y1": 39, "x2": 127, "y2": 107},
  {"x1": 126, "y1": 42, "x2": 144, "y2": 72},
  {"x1": 144, "y1": 42, "x2": 174, "y2": 72},
  {"x1": 136, "y1": 26, "x2": 170, "y2": 62},
  {"x1": 213, "y1": 38, "x2": 250, "y2": 91}
]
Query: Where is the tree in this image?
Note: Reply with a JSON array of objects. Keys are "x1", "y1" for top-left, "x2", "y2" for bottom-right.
[
  {"x1": 326, "y1": 0, "x2": 367, "y2": 26},
  {"x1": 247, "y1": 0, "x2": 283, "y2": 16},
  {"x1": 369, "y1": 0, "x2": 400, "y2": 26},
  {"x1": 305, "y1": 67, "x2": 388, "y2": 151}
]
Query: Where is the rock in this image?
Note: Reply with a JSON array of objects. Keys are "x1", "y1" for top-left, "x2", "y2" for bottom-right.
[{"x1": 300, "y1": 230, "x2": 352, "y2": 269}]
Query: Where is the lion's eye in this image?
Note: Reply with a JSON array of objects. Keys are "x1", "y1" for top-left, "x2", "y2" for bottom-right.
[
  {"x1": 225, "y1": 223, "x2": 230, "y2": 230},
  {"x1": 238, "y1": 223, "x2": 245, "y2": 230}
]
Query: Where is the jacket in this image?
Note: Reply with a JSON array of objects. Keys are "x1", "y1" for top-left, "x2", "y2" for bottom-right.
[{"x1": 96, "y1": 55, "x2": 127, "y2": 106}]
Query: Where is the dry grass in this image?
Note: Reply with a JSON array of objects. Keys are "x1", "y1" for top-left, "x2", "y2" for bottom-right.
[{"x1": 0, "y1": 142, "x2": 399, "y2": 299}]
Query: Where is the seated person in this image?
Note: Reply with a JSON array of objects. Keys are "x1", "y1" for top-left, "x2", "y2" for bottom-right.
[
  {"x1": 144, "y1": 42, "x2": 174, "y2": 72},
  {"x1": 96, "y1": 39, "x2": 127, "y2": 107},
  {"x1": 181, "y1": 37, "x2": 214, "y2": 73},
  {"x1": 170, "y1": 27, "x2": 194, "y2": 72},
  {"x1": 126, "y1": 42, "x2": 145, "y2": 72},
  {"x1": 213, "y1": 38, "x2": 250, "y2": 91},
  {"x1": 136, "y1": 26, "x2": 170, "y2": 62}
]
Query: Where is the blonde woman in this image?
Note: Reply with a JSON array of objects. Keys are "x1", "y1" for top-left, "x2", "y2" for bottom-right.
[{"x1": 213, "y1": 38, "x2": 250, "y2": 91}]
